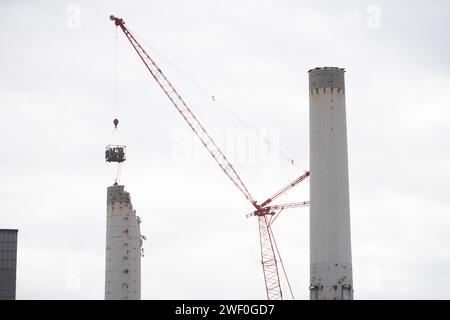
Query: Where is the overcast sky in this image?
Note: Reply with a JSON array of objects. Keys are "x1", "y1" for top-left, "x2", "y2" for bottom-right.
[{"x1": 1, "y1": 0, "x2": 449, "y2": 300}]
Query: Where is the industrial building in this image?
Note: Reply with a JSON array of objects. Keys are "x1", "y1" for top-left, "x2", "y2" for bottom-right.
[
  {"x1": 308, "y1": 67, "x2": 353, "y2": 300},
  {"x1": 0, "y1": 229, "x2": 18, "y2": 300},
  {"x1": 105, "y1": 184, "x2": 142, "y2": 300}
]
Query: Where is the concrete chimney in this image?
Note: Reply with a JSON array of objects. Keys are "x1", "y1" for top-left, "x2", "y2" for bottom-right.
[
  {"x1": 105, "y1": 184, "x2": 142, "y2": 300},
  {"x1": 308, "y1": 67, "x2": 353, "y2": 300}
]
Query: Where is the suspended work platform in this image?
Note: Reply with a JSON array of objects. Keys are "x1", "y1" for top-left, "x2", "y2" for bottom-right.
[{"x1": 105, "y1": 145, "x2": 126, "y2": 163}]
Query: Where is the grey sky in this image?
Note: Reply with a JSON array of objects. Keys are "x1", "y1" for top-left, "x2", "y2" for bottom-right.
[{"x1": 1, "y1": 0, "x2": 449, "y2": 299}]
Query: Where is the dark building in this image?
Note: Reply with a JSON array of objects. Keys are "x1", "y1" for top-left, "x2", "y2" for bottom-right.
[{"x1": 0, "y1": 229, "x2": 18, "y2": 300}]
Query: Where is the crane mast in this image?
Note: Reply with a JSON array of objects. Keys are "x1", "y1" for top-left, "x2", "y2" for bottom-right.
[
  {"x1": 110, "y1": 15, "x2": 309, "y2": 300},
  {"x1": 258, "y1": 214, "x2": 282, "y2": 300}
]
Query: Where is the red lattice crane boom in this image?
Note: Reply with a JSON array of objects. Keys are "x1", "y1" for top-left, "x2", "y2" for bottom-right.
[{"x1": 110, "y1": 15, "x2": 309, "y2": 300}]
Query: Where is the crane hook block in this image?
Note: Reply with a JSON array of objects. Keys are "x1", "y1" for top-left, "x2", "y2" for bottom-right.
[{"x1": 113, "y1": 118, "x2": 119, "y2": 128}]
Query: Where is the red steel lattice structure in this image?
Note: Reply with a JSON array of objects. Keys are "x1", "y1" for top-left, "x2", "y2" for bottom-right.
[
  {"x1": 110, "y1": 15, "x2": 309, "y2": 300},
  {"x1": 258, "y1": 215, "x2": 281, "y2": 300}
]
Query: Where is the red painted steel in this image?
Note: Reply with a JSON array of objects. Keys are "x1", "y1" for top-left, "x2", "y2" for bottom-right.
[
  {"x1": 260, "y1": 171, "x2": 310, "y2": 208},
  {"x1": 258, "y1": 214, "x2": 282, "y2": 300}
]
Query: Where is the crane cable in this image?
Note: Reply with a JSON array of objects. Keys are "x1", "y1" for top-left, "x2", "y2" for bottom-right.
[
  {"x1": 114, "y1": 26, "x2": 120, "y2": 119},
  {"x1": 112, "y1": 26, "x2": 122, "y2": 184},
  {"x1": 127, "y1": 27, "x2": 304, "y2": 171},
  {"x1": 111, "y1": 25, "x2": 124, "y2": 147}
]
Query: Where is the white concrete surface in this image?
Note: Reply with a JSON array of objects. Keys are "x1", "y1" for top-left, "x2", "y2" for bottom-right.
[
  {"x1": 309, "y1": 67, "x2": 353, "y2": 300},
  {"x1": 105, "y1": 184, "x2": 142, "y2": 300}
]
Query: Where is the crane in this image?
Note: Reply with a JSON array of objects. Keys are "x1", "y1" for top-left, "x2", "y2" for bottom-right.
[{"x1": 109, "y1": 15, "x2": 310, "y2": 300}]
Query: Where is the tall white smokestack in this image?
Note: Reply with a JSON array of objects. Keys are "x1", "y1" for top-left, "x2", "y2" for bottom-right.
[
  {"x1": 308, "y1": 67, "x2": 353, "y2": 300},
  {"x1": 105, "y1": 184, "x2": 142, "y2": 300}
]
